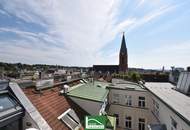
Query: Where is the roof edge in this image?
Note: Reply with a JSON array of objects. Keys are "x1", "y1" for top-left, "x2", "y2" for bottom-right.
[
  {"x1": 9, "y1": 82, "x2": 52, "y2": 130},
  {"x1": 143, "y1": 83, "x2": 190, "y2": 126}
]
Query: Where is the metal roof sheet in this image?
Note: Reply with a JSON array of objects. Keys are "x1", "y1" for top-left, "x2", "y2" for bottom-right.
[
  {"x1": 145, "y1": 82, "x2": 190, "y2": 125},
  {"x1": 67, "y1": 82, "x2": 109, "y2": 102}
]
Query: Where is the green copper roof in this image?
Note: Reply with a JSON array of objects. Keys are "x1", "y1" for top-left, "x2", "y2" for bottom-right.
[{"x1": 67, "y1": 82, "x2": 109, "y2": 102}]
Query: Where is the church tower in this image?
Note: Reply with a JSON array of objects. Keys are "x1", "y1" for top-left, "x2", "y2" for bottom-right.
[{"x1": 119, "y1": 33, "x2": 128, "y2": 73}]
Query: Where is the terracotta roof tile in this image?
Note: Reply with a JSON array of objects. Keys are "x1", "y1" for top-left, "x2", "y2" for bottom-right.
[{"x1": 22, "y1": 86, "x2": 87, "y2": 130}]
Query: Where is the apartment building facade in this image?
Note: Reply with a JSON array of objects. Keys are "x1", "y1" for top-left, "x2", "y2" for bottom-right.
[
  {"x1": 107, "y1": 79, "x2": 158, "y2": 130},
  {"x1": 107, "y1": 75, "x2": 190, "y2": 130}
]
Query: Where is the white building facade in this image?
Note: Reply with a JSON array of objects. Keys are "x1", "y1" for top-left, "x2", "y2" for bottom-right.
[{"x1": 107, "y1": 78, "x2": 190, "y2": 130}]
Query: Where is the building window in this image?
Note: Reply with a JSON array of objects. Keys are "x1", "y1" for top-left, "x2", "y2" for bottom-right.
[
  {"x1": 125, "y1": 95, "x2": 132, "y2": 106},
  {"x1": 125, "y1": 116, "x2": 132, "y2": 129},
  {"x1": 138, "y1": 96, "x2": 145, "y2": 108},
  {"x1": 113, "y1": 94, "x2": 119, "y2": 104},
  {"x1": 138, "y1": 118, "x2": 145, "y2": 130},
  {"x1": 114, "y1": 114, "x2": 119, "y2": 126},
  {"x1": 58, "y1": 108, "x2": 80, "y2": 130},
  {"x1": 171, "y1": 117, "x2": 177, "y2": 130},
  {"x1": 153, "y1": 99, "x2": 159, "y2": 117}
]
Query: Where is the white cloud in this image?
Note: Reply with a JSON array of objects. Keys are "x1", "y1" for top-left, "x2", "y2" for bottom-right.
[
  {"x1": 0, "y1": 0, "x2": 125, "y2": 66},
  {"x1": 0, "y1": 0, "x2": 183, "y2": 68},
  {"x1": 126, "y1": 4, "x2": 176, "y2": 33}
]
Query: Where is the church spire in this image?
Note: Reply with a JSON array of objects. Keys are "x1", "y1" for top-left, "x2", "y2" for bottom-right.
[
  {"x1": 119, "y1": 32, "x2": 128, "y2": 73},
  {"x1": 120, "y1": 32, "x2": 127, "y2": 54}
]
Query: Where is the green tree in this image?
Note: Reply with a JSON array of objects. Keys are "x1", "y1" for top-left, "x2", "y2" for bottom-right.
[{"x1": 128, "y1": 71, "x2": 141, "y2": 82}]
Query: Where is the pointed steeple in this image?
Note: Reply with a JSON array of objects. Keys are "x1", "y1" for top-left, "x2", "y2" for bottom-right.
[
  {"x1": 119, "y1": 32, "x2": 128, "y2": 73},
  {"x1": 120, "y1": 32, "x2": 127, "y2": 54}
]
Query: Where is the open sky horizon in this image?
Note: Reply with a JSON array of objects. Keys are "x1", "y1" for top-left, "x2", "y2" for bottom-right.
[{"x1": 0, "y1": 0, "x2": 190, "y2": 69}]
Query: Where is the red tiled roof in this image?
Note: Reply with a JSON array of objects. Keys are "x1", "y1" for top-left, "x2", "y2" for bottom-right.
[{"x1": 22, "y1": 86, "x2": 87, "y2": 130}]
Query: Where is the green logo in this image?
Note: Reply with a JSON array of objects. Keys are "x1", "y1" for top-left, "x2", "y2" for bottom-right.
[{"x1": 85, "y1": 116, "x2": 106, "y2": 130}]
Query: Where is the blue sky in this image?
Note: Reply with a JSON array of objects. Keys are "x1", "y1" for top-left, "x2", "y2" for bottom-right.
[{"x1": 0, "y1": 0, "x2": 190, "y2": 69}]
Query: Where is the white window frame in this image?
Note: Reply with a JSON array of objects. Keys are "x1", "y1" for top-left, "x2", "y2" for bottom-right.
[
  {"x1": 113, "y1": 93, "x2": 120, "y2": 104},
  {"x1": 138, "y1": 118, "x2": 145, "y2": 130},
  {"x1": 58, "y1": 108, "x2": 81, "y2": 130},
  {"x1": 171, "y1": 117, "x2": 177, "y2": 130},
  {"x1": 114, "y1": 114, "x2": 119, "y2": 126},
  {"x1": 125, "y1": 116, "x2": 132, "y2": 129},
  {"x1": 125, "y1": 95, "x2": 132, "y2": 106},
  {"x1": 153, "y1": 99, "x2": 159, "y2": 117},
  {"x1": 138, "y1": 96, "x2": 145, "y2": 108}
]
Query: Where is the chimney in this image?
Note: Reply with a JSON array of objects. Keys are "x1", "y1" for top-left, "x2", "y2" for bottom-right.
[{"x1": 187, "y1": 66, "x2": 190, "y2": 72}]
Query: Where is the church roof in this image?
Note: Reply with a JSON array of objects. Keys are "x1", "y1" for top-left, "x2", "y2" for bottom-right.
[{"x1": 120, "y1": 34, "x2": 127, "y2": 54}]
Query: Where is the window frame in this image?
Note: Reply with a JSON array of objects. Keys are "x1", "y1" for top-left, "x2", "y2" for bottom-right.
[
  {"x1": 152, "y1": 99, "x2": 159, "y2": 117},
  {"x1": 113, "y1": 93, "x2": 120, "y2": 104},
  {"x1": 138, "y1": 96, "x2": 145, "y2": 108},
  {"x1": 138, "y1": 118, "x2": 145, "y2": 130},
  {"x1": 114, "y1": 114, "x2": 119, "y2": 126},
  {"x1": 125, "y1": 95, "x2": 132, "y2": 106},
  {"x1": 171, "y1": 117, "x2": 177, "y2": 130},
  {"x1": 125, "y1": 116, "x2": 132, "y2": 129},
  {"x1": 58, "y1": 108, "x2": 80, "y2": 130}
]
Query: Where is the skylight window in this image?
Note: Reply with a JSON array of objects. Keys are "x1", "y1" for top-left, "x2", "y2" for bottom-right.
[
  {"x1": 0, "y1": 84, "x2": 24, "y2": 130},
  {"x1": 58, "y1": 108, "x2": 81, "y2": 130},
  {"x1": 0, "y1": 94, "x2": 16, "y2": 112}
]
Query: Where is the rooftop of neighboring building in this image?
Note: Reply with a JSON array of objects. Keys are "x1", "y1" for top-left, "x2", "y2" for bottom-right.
[
  {"x1": 107, "y1": 78, "x2": 146, "y2": 91},
  {"x1": 20, "y1": 84, "x2": 87, "y2": 130},
  {"x1": 67, "y1": 81, "x2": 109, "y2": 102},
  {"x1": 145, "y1": 82, "x2": 190, "y2": 125}
]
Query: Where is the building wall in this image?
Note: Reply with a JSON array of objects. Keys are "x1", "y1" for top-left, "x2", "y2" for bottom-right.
[
  {"x1": 69, "y1": 97, "x2": 104, "y2": 115},
  {"x1": 149, "y1": 93, "x2": 190, "y2": 130},
  {"x1": 108, "y1": 89, "x2": 158, "y2": 130}
]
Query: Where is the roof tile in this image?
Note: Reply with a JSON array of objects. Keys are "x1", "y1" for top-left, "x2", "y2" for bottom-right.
[{"x1": 22, "y1": 86, "x2": 87, "y2": 130}]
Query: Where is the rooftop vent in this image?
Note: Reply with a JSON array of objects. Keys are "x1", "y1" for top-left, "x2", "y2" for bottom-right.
[
  {"x1": 80, "y1": 80, "x2": 84, "y2": 84},
  {"x1": 176, "y1": 71, "x2": 190, "y2": 95},
  {"x1": 97, "y1": 84, "x2": 102, "y2": 88},
  {"x1": 62, "y1": 84, "x2": 69, "y2": 94}
]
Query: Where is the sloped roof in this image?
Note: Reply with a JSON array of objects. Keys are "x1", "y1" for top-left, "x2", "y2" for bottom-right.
[{"x1": 22, "y1": 86, "x2": 87, "y2": 130}]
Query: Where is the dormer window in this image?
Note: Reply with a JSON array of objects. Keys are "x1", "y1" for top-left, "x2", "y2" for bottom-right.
[{"x1": 58, "y1": 108, "x2": 81, "y2": 130}]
